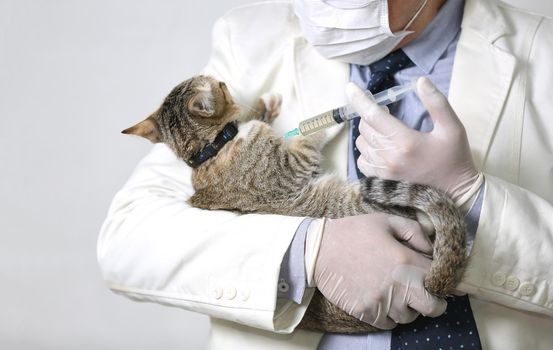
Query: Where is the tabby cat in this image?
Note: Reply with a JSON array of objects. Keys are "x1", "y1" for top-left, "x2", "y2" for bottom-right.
[{"x1": 122, "y1": 75, "x2": 466, "y2": 334}]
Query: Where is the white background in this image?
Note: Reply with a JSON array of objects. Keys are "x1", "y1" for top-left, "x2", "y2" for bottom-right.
[{"x1": 1, "y1": 1, "x2": 551, "y2": 349}]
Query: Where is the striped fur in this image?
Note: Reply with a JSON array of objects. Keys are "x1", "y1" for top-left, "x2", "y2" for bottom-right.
[{"x1": 125, "y1": 76, "x2": 467, "y2": 334}]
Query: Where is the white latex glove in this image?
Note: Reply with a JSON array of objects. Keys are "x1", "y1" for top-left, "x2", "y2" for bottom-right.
[
  {"x1": 313, "y1": 214, "x2": 447, "y2": 330},
  {"x1": 348, "y1": 77, "x2": 482, "y2": 206}
]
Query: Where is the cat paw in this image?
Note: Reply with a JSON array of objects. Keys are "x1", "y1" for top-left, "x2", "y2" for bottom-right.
[{"x1": 261, "y1": 92, "x2": 282, "y2": 123}]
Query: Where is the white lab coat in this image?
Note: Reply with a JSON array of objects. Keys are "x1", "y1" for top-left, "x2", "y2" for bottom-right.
[{"x1": 97, "y1": 0, "x2": 553, "y2": 349}]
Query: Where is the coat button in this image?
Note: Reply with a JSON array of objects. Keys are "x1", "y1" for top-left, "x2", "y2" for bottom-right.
[
  {"x1": 491, "y1": 272, "x2": 506, "y2": 286},
  {"x1": 504, "y1": 276, "x2": 520, "y2": 291},
  {"x1": 224, "y1": 287, "x2": 237, "y2": 300},
  {"x1": 212, "y1": 287, "x2": 223, "y2": 299},
  {"x1": 519, "y1": 282, "x2": 536, "y2": 296},
  {"x1": 240, "y1": 288, "x2": 251, "y2": 301}
]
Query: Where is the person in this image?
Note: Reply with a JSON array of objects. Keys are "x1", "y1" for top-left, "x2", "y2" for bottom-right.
[{"x1": 97, "y1": 0, "x2": 553, "y2": 349}]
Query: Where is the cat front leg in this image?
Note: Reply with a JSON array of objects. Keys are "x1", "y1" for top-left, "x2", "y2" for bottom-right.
[
  {"x1": 259, "y1": 92, "x2": 282, "y2": 123},
  {"x1": 239, "y1": 93, "x2": 281, "y2": 124}
]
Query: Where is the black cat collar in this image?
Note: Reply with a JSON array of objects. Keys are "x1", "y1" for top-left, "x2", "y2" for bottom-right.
[{"x1": 186, "y1": 122, "x2": 239, "y2": 168}]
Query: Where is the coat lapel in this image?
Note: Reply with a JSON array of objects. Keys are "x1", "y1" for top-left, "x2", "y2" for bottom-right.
[
  {"x1": 292, "y1": 37, "x2": 350, "y2": 141},
  {"x1": 292, "y1": 0, "x2": 517, "y2": 168},
  {"x1": 449, "y1": 0, "x2": 516, "y2": 169}
]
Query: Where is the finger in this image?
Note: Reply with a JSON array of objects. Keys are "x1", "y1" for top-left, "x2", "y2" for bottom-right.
[
  {"x1": 372, "y1": 317, "x2": 397, "y2": 330},
  {"x1": 388, "y1": 305, "x2": 419, "y2": 324},
  {"x1": 363, "y1": 305, "x2": 398, "y2": 330},
  {"x1": 358, "y1": 119, "x2": 398, "y2": 151},
  {"x1": 351, "y1": 298, "x2": 397, "y2": 330},
  {"x1": 357, "y1": 153, "x2": 380, "y2": 178},
  {"x1": 415, "y1": 77, "x2": 463, "y2": 131},
  {"x1": 392, "y1": 264, "x2": 448, "y2": 317},
  {"x1": 356, "y1": 121, "x2": 397, "y2": 178},
  {"x1": 346, "y1": 82, "x2": 411, "y2": 137},
  {"x1": 408, "y1": 287, "x2": 448, "y2": 317},
  {"x1": 356, "y1": 136, "x2": 387, "y2": 177},
  {"x1": 387, "y1": 216, "x2": 433, "y2": 255}
]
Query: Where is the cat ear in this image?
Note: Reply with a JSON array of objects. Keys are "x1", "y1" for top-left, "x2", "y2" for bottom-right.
[
  {"x1": 121, "y1": 115, "x2": 161, "y2": 143},
  {"x1": 188, "y1": 92, "x2": 215, "y2": 117}
]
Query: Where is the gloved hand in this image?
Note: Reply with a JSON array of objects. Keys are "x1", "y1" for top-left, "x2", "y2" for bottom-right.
[
  {"x1": 312, "y1": 214, "x2": 447, "y2": 329},
  {"x1": 347, "y1": 77, "x2": 482, "y2": 206}
]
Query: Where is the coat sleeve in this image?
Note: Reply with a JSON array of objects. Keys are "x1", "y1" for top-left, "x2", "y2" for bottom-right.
[
  {"x1": 458, "y1": 17, "x2": 553, "y2": 318},
  {"x1": 96, "y1": 16, "x2": 312, "y2": 334}
]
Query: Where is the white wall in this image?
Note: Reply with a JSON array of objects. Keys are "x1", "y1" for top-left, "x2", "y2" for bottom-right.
[
  {"x1": 1, "y1": 1, "x2": 551, "y2": 350},
  {"x1": 0, "y1": 1, "x2": 251, "y2": 349}
]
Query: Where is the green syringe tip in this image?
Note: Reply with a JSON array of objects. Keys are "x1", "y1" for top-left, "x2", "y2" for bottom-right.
[{"x1": 284, "y1": 128, "x2": 300, "y2": 139}]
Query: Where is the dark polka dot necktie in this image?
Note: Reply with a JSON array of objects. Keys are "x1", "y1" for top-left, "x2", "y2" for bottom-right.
[
  {"x1": 351, "y1": 50, "x2": 483, "y2": 350},
  {"x1": 391, "y1": 296, "x2": 482, "y2": 350},
  {"x1": 351, "y1": 49, "x2": 414, "y2": 179}
]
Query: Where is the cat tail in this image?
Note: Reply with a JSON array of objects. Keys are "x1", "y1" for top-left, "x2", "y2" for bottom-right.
[{"x1": 360, "y1": 176, "x2": 466, "y2": 297}]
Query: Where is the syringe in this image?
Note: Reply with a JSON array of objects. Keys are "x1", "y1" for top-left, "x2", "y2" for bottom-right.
[{"x1": 284, "y1": 84, "x2": 413, "y2": 139}]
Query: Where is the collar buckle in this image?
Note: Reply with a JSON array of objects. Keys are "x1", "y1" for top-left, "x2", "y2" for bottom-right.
[{"x1": 187, "y1": 122, "x2": 238, "y2": 168}]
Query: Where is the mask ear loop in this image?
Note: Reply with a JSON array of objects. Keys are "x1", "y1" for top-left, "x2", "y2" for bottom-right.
[{"x1": 402, "y1": 0, "x2": 430, "y2": 31}]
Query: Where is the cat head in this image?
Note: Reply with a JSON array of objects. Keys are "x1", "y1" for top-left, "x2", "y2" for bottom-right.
[{"x1": 122, "y1": 75, "x2": 240, "y2": 160}]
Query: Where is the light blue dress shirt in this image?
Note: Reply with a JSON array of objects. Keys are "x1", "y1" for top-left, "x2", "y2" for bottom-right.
[{"x1": 278, "y1": 1, "x2": 484, "y2": 349}]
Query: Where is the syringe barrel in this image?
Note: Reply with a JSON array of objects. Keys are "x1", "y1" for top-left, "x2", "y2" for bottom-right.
[
  {"x1": 298, "y1": 106, "x2": 360, "y2": 136},
  {"x1": 290, "y1": 84, "x2": 413, "y2": 138},
  {"x1": 298, "y1": 110, "x2": 339, "y2": 136}
]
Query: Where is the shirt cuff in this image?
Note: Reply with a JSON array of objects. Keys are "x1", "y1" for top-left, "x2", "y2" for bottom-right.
[
  {"x1": 277, "y1": 218, "x2": 311, "y2": 304},
  {"x1": 464, "y1": 181, "x2": 485, "y2": 255}
]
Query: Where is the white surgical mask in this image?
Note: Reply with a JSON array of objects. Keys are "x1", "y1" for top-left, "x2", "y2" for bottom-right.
[{"x1": 293, "y1": 0, "x2": 429, "y2": 65}]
